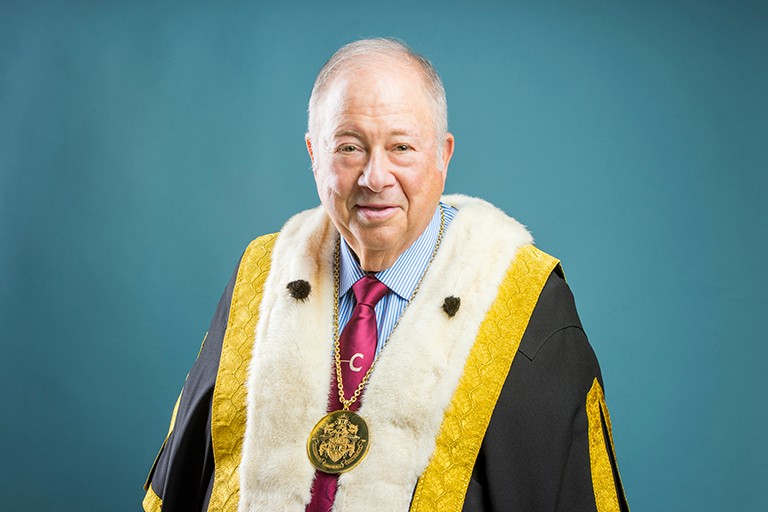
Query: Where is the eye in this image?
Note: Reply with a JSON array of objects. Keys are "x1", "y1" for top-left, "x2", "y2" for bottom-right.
[
  {"x1": 394, "y1": 144, "x2": 411, "y2": 152},
  {"x1": 337, "y1": 144, "x2": 358, "y2": 153}
]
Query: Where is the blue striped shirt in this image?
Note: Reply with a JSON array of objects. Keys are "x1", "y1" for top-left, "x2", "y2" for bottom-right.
[{"x1": 338, "y1": 202, "x2": 457, "y2": 355}]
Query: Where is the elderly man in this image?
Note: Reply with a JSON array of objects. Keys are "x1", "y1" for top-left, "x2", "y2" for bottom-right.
[{"x1": 143, "y1": 38, "x2": 628, "y2": 512}]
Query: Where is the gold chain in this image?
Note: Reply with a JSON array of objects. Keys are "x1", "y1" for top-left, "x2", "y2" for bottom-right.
[{"x1": 332, "y1": 205, "x2": 446, "y2": 410}]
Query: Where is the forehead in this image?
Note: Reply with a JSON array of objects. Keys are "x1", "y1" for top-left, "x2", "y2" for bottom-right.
[{"x1": 317, "y1": 60, "x2": 434, "y2": 132}]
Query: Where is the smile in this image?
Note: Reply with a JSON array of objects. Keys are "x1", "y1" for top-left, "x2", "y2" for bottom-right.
[{"x1": 355, "y1": 205, "x2": 399, "y2": 222}]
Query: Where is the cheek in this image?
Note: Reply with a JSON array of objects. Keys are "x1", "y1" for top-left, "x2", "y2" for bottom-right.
[
  {"x1": 334, "y1": 163, "x2": 363, "y2": 193},
  {"x1": 315, "y1": 163, "x2": 340, "y2": 192},
  {"x1": 316, "y1": 166, "x2": 355, "y2": 207},
  {"x1": 402, "y1": 169, "x2": 444, "y2": 202}
]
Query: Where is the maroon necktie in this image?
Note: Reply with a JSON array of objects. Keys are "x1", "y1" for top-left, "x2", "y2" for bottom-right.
[{"x1": 307, "y1": 275, "x2": 389, "y2": 512}]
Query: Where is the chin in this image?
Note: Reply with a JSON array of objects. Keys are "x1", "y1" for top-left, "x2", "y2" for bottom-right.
[{"x1": 357, "y1": 236, "x2": 399, "y2": 254}]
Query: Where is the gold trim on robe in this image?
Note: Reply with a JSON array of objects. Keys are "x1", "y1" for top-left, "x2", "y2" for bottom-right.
[
  {"x1": 142, "y1": 485, "x2": 163, "y2": 512},
  {"x1": 410, "y1": 245, "x2": 559, "y2": 511},
  {"x1": 208, "y1": 233, "x2": 277, "y2": 511},
  {"x1": 587, "y1": 379, "x2": 628, "y2": 512}
]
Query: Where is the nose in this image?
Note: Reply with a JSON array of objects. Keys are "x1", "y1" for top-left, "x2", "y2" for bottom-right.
[{"x1": 358, "y1": 150, "x2": 395, "y2": 192}]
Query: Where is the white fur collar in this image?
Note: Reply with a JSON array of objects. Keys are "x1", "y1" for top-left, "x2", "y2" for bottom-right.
[{"x1": 239, "y1": 195, "x2": 533, "y2": 511}]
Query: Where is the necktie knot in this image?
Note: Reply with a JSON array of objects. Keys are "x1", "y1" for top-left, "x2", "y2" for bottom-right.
[{"x1": 352, "y1": 275, "x2": 389, "y2": 307}]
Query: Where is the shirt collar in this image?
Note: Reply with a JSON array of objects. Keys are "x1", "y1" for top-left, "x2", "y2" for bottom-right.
[{"x1": 339, "y1": 204, "x2": 444, "y2": 300}]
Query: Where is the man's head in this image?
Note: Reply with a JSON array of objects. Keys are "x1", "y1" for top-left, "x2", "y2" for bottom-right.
[{"x1": 306, "y1": 38, "x2": 455, "y2": 272}]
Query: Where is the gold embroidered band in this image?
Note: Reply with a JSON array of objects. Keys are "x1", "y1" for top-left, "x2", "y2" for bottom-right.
[
  {"x1": 587, "y1": 378, "x2": 627, "y2": 512},
  {"x1": 142, "y1": 485, "x2": 163, "y2": 512},
  {"x1": 207, "y1": 234, "x2": 277, "y2": 511},
  {"x1": 410, "y1": 244, "x2": 559, "y2": 512}
]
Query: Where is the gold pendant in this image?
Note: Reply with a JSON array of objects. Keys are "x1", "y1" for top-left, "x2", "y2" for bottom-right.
[{"x1": 307, "y1": 410, "x2": 370, "y2": 474}]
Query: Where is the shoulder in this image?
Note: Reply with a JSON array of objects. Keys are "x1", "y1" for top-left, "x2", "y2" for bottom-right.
[
  {"x1": 519, "y1": 270, "x2": 588, "y2": 356},
  {"x1": 516, "y1": 268, "x2": 601, "y2": 391},
  {"x1": 181, "y1": 232, "x2": 279, "y2": 384},
  {"x1": 240, "y1": 232, "x2": 279, "y2": 268}
]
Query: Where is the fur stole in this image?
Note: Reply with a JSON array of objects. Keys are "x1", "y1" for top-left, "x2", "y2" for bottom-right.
[{"x1": 239, "y1": 194, "x2": 533, "y2": 511}]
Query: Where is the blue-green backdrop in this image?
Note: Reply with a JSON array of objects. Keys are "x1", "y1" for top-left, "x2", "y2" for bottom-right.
[{"x1": 1, "y1": 1, "x2": 766, "y2": 510}]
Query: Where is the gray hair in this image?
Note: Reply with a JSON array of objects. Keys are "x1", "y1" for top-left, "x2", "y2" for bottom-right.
[{"x1": 307, "y1": 38, "x2": 448, "y2": 141}]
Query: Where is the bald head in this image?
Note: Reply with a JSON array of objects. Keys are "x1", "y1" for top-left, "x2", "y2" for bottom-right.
[{"x1": 307, "y1": 38, "x2": 448, "y2": 143}]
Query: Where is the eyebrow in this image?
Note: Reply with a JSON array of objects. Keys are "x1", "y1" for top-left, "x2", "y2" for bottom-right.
[
  {"x1": 389, "y1": 129, "x2": 416, "y2": 137},
  {"x1": 332, "y1": 128, "x2": 419, "y2": 138},
  {"x1": 333, "y1": 129, "x2": 364, "y2": 138}
]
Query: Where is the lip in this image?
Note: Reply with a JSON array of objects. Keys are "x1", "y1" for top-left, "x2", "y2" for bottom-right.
[{"x1": 355, "y1": 204, "x2": 399, "y2": 222}]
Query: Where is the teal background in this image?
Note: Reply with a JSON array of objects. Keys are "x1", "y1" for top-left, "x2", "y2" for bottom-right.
[{"x1": 1, "y1": 0, "x2": 766, "y2": 510}]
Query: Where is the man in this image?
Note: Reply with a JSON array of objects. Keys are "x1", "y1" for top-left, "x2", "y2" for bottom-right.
[{"x1": 143, "y1": 38, "x2": 629, "y2": 512}]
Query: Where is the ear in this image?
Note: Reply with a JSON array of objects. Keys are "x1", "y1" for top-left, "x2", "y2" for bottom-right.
[
  {"x1": 440, "y1": 132, "x2": 455, "y2": 175},
  {"x1": 305, "y1": 133, "x2": 316, "y2": 172}
]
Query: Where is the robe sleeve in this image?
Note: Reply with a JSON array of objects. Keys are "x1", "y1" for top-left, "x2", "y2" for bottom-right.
[
  {"x1": 464, "y1": 271, "x2": 629, "y2": 512},
  {"x1": 142, "y1": 263, "x2": 239, "y2": 512}
]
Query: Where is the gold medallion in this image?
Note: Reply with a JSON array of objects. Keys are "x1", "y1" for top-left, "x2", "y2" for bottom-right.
[{"x1": 307, "y1": 410, "x2": 370, "y2": 474}]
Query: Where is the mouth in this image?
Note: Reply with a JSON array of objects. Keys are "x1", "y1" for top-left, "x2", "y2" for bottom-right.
[{"x1": 355, "y1": 204, "x2": 399, "y2": 221}]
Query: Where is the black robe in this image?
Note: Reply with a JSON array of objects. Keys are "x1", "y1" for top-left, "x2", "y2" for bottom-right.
[{"x1": 144, "y1": 266, "x2": 628, "y2": 511}]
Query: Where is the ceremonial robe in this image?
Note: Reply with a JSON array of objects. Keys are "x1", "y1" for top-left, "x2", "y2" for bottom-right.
[{"x1": 143, "y1": 195, "x2": 628, "y2": 511}]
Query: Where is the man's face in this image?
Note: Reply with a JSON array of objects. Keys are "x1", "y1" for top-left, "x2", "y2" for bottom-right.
[{"x1": 307, "y1": 61, "x2": 454, "y2": 271}]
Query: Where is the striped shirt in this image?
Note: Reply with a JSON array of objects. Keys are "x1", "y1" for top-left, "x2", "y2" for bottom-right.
[{"x1": 338, "y1": 202, "x2": 457, "y2": 355}]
